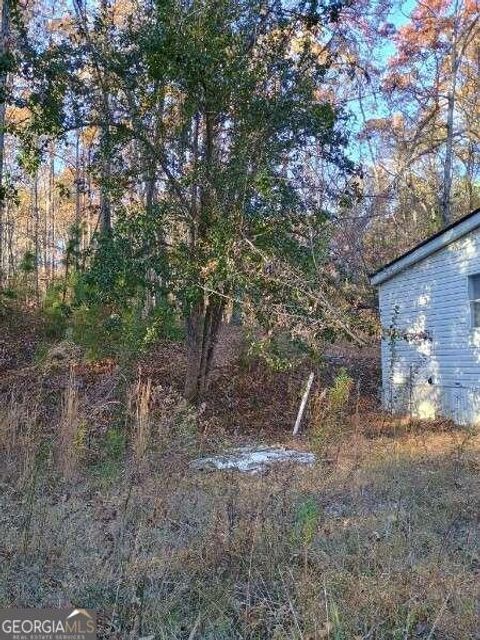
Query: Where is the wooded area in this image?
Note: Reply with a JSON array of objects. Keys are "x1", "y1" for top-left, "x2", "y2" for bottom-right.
[
  {"x1": 1, "y1": 0, "x2": 480, "y2": 397},
  {"x1": 1, "y1": 0, "x2": 480, "y2": 638}
]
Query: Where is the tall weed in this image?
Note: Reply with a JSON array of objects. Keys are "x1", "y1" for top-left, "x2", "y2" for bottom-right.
[
  {"x1": 310, "y1": 368, "x2": 353, "y2": 455},
  {"x1": 58, "y1": 367, "x2": 86, "y2": 479}
]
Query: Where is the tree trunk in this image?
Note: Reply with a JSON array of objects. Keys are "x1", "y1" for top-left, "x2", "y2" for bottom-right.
[
  {"x1": 183, "y1": 110, "x2": 225, "y2": 404},
  {"x1": 33, "y1": 174, "x2": 40, "y2": 304},
  {"x1": 466, "y1": 141, "x2": 474, "y2": 212},
  {"x1": 73, "y1": 0, "x2": 112, "y2": 236},
  {"x1": 440, "y1": 3, "x2": 461, "y2": 227},
  {"x1": 0, "y1": 0, "x2": 11, "y2": 285},
  {"x1": 75, "y1": 129, "x2": 82, "y2": 226},
  {"x1": 441, "y1": 88, "x2": 455, "y2": 226},
  {"x1": 6, "y1": 197, "x2": 13, "y2": 280},
  {"x1": 99, "y1": 131, "x2": 111, "y2": 235},
  {"x1": 48, "y1": 147, "x2": 55, "y2": 278},
  {"x1": 99, "y1": 0, "x2": 112, "y2": 236},
  {"x1": 184, "y1": 296, "x2": 225, "y2": 404}
]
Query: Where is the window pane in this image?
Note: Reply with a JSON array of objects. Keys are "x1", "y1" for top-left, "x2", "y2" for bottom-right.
[
  {"x1": 470, "y1": 274, "x2": 480, "y2": 300},
  {"x1": 473, "y1": 301, "x2": 480, "y2": 328}
]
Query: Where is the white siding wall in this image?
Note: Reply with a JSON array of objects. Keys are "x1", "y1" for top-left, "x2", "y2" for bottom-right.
[{"x1": 378, "y1": 228, "x2": 480, "y2": 425}]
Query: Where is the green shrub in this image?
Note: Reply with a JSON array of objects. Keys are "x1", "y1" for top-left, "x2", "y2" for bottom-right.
[
  {"x1": 43, "y1": 282, "x2": 71, "y2": 338},
  {"x1": 246, "y1": 332, "x2": 311, "y2": 372},
  {"x1": 0, "y1": 287, "x2": 17, "y2": 317},
  {"x1": 36, "y1": 219, "x2": 183, "y2": 363},
  {"x1": 70, "y1": 304, "x2": 125, "y2": 361},
  {"x1": 104, "y1": 426, "x2": 126, "y2": 460},
  {"x1": 19, "y1": 249, "x2": 36, "y2": 275},
  {"x1": 70, "y1": 299, "x2": 183, "y2": 363},
  {"x1": 310, "y1": 367, "x2": 353, "y2": 455}
]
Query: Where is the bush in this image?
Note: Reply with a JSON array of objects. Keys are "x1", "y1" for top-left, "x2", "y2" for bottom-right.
[
  {"x1": 43, "y1": 282, "x2": 71, "y2": 338},
  {"x1": 70, "y1": 303, "x2": 137, "y2": 361},
  {"x1": 70, "y1": 300, "x2": 183, "y2": 363},
  {"x1": 0, "y1": 287, "x2": 17, "y2": 317},
  {"x1": 310, "y1": 367, "x2": 353, "y2": 455},
  {"x1": 62, "y1": 225, "x2": 182, "y2": 362}
]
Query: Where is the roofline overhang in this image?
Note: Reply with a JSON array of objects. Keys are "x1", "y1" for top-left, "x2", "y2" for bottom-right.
[{"x1": 370, "y1": 208, "x2": 480, "y2": 287}]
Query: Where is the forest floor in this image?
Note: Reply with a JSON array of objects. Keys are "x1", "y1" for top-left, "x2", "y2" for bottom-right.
[{"x1": 0, "y1": 309, "x2": 479, "y2": 639}]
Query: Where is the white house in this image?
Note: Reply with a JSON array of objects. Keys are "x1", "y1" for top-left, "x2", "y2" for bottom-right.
[{"x1": 370, "y1": 207, "x2": 480, "y2": 425}]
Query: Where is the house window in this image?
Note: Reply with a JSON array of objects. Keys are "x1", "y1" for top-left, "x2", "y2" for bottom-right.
[{"x1": 469, "y1": 274, "x2": 480, "y2": 328}]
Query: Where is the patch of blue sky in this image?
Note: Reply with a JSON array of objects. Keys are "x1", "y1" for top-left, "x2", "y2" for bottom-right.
[{"x1": 382, "y1": 0, "x2": 417, "y2": 58}]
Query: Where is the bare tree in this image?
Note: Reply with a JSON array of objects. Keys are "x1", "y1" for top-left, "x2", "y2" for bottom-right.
[{"x1": 0, "y1": 0, "x2": 11, "y2": 283}]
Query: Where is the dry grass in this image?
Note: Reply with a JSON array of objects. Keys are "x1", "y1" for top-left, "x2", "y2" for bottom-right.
[
  {"x1": 1, "y1": 389, "x2": 479, "y2": 639},
  {"x1": 0, "y1": 390, "x2": 41, "y2": 486},
  {"x1": 0, "y1": 323, "x2": 479, "y2": 638},
  {"x1": 57, "y1": 366, "x2": 86, "y2": 479},
  {"x1": 129, "y1": 377, "x2": 153, "y2": 465}
]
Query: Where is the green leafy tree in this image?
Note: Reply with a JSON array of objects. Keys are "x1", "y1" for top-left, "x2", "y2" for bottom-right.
[
  {"x1": 15, "y1": 0, "x2": 359, "y2": 403},
  {"x1": 123, "y1": 0, "x2": 357, "y2": 401}
]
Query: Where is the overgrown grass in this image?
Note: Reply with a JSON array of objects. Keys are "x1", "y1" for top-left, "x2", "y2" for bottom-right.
[
  {"x1": 0, "y1": 372, "x2": 479, "y2": 639},
  {"x1": 310, "y1": 367, "x2": 354, "y2": 458}
]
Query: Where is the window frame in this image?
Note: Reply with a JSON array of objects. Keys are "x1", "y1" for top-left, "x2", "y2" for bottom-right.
[{"x1": 468, "y1": 274, "x2": 480, "y2": 329}]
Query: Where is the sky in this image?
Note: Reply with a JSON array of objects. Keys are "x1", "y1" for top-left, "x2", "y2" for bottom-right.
[
  {"x1": 346, "y1": 0, "x2": 417, "y2": 164},
  {"x1": 373, "y1": 0, "x2": 418, "y2": 67},
  {"x1": 383, "y1": 0, "x2": 417, "y2": 56},
  {"x1": 390, "y1": 0, "x2": 417, "y2": 27}
]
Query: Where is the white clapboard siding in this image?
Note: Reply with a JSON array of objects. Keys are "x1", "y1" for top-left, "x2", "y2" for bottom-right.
[{"x1": 374, "y1": 212, "x2": 480, "y2": 425}]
